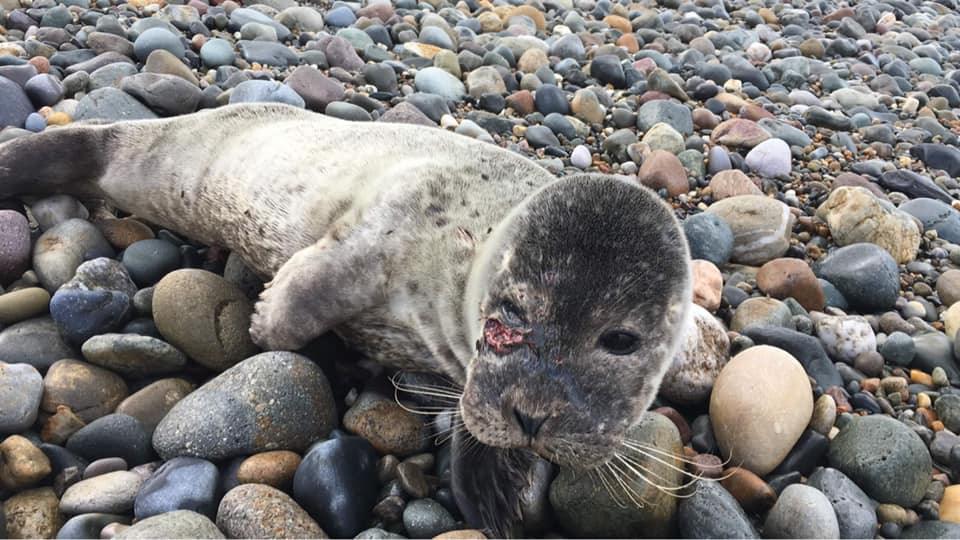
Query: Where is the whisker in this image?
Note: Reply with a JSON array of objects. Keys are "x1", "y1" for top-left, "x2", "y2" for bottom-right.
[
  {"x1": 594, "y1": 467, "x2": 629, "y2": 509},
  {"x1": 628, "y1": 440, "x2": 738, "y2": 471},
  {"x1": 606, "y1": 461, "x2": 649, "y2": 507},
  {"x1": 393, "y1": 386, "x2": 463, "y2": 400},
  {"x1": 616, "y1": 453, "x2": 701, "y2": 492},
  {"x1": 621, "y1": 440, "x2": 708, "y2": 465},
  {"x1": 389, "y1": 374, "x2": 464, "y2": 397},
  {"x1": 614, "y1": 455, "x2": 700, "y2": 499},
  {"x1": 620, "y1": 444, "x2": 706, "y2": 477}
]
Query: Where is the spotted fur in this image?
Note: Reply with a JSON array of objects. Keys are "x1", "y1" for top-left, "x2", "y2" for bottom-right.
[{"x1": 0, "y1": 104, "x2": 692, "y2": 536}]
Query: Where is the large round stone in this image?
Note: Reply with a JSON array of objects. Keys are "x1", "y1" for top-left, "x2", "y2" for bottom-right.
[
  {"x1": 152, "y1": 352, "x2": 336, "y2": 460},
  {"x1": 827, "y1": 415, "x2": 932, "y2": 507},
  {"x1": 0, "y1": 362, "x2": 43, "y2": 433},
  {"x1": 0, "y1": 317, "x2": 75, "y2": 371},
  {"x1": 659, "y1": 304, "x2": 729, "y2": 405},
  {"x1": 293, "y1": 436, "x2": 380, "y2": 538},
  {"x1": 60, "y1": 471, "x2": 144, "y2": 514},
  {"x1": 705, "y1": 195, "x2": 795, "y2": 265},
  {"x1": 816, "y1": 186, "x2": 920, "y2": 264},
  {"x1": 81, "y1": 333, "x2": 188, "y2": 377},
  {"x1": 814, "y1": 243, "x2": 900, "y2": 312},
  {"x1": 115, "y1": 510, "x2": 224, "y2": 539},
  {"x1": 549, "y1": 412, "x2": 682, "y2": 538},
  {"x1": 763, "y1": 484, "x2": 840, "y2": 539},
  {"x1": 42, "y1": 359, "x2": 128, "y2": 423},
  {"x1": 135, "y1": 457, "x2": 220, "y2": 519},
  {"x1": 710, "y1": 345, "x2": 813, "y2": 476},
  {"x1": 2, "y1": 488, "x2": 61, "y2": 539},
  {"x1": 807, "y1": 467, "x2": 877, "y2": 539},
  {"x1": 152, "y1": 269, "x2": 258, "y2": 371},
  {"x1": 33, "y1": 218, "x2": 114, "y2": 292},
  {"x1": 343, "y1": 390, "x2": 429, "y2": 456},
  {"x1": 217, "y1": 484, "x2": 326, "y2": 539},
  {"x1": 677, "y1": 480, "x2": 758, "y2": 538},
  {"x1": 0, "y1": 210, "x2": 30, "y2": 285}
]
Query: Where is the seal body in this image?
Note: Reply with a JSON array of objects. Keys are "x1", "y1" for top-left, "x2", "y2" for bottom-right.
[
  {"x1": 0, "y1": 103, "x2": 554, "y2": 381},
  {"x1": 0, "y1": 103, "x2": 693, "y2": 537}
]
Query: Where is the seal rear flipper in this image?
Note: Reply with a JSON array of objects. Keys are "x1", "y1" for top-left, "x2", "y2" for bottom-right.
[
  {"x1": 250, "y1": 234, "x2": 388, "y2": 351},
  {"x1": 0, "y1": 124, "x2": 113, "y2": 199},
  {"x1": 451, "y1": 429, "x2": 534, "y2": 538}
]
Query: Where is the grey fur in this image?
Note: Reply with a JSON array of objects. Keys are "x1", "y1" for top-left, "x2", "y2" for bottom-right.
[{"x1": 0, "y1": 103, "x2": 692, "y2": 536}]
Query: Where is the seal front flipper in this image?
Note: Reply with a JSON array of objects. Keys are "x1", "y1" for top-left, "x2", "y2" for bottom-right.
[{"x1": 249, "y1": 233, "x2": 388, "y2": 351}]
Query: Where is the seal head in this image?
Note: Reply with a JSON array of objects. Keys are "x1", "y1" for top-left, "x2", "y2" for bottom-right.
[{"x1": 460, "y1": 174, "x2": 692, "y2": 469}]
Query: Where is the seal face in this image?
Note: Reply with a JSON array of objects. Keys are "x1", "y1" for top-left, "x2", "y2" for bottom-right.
[{"x1": 459, "y1": 175, "x2": 692, "y2": 469}]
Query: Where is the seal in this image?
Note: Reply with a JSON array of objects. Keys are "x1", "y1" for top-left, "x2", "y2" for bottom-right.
[{"x1": 0, "y1": 103, "x2": 692, "y2": 536}]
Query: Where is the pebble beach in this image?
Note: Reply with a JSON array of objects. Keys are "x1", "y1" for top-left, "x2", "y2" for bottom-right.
[{"x1": 3, "y1": 0, "x2": 960, "y2": 536}]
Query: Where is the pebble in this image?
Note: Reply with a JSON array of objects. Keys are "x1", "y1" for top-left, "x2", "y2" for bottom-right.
[
  {"x1": 65, "y1": 413, "x2": 153, "y2": 466},
  {"x1": 57, "y1": 514, "x2": 131, "y2": 539},
  {"x1": 81, "y1": 334, "x2": 187, "y2": 377},
  {"x1": 0, "y1": 362, "x2": 43, "y2": 433},
  {"x1": 403, "y1": 499, "x2": 456, "y2": 538},
  {"x1": 637, "y1": 150, "x2": 688, "y2": 196},
  {"x1": 343, "y1": 389, "x2": 429, "y2": 456},
  {"x1": 217, "y1": 484, "x2": 326, "y2": 539},
  {"x1": 550, "y1": 412, "x2": 682, "y2": 537},
  {"x1": 817, "y1": 187, "x2": 921, "y2": 264},
  {"x1": 828, "y1": 415, "x2": 932, "y2": 507},
  {"x1": 133, "y1": 28, "x2": 186, "y2": 61},
  {"x1": 705, "y1": 195, "x2": 795, "y2": 265},
  {"x1": 764, "y1": 484, "x2": 840, "y2": 539},
  {"x1": 42, "y1": 359, "x2": 128, "y2": 423},
  {"x1": 744, "y1": 138, "x2": 791, "y2": 178},
  {"x1": 0, "y1": 435, "x2": 52, "y2": 490},
  {"x1": 691, "y1": 260, "x2": 722, "y2": 312},
  {"x1": 135, "y1": 457, "x2": 219, "y2": 519},
  {"x1": 720, "y1": 467, "x2": 777, "y2": 514},
  {"x1": 807, "y1": 467, "x2": 877, "y2": 539},
  {"x1": 660, "y1": 304, "x2": 729, "y2": 405},
  {"x1": 293, "y1": 436, "x2": 380, "y2": 538},
  {"x1": 3, "y1": 488, "x2": 61, "y2": 539},
  {"x1": 230, "y1": 80, "x2": 305, "y2": 107},
  {"x1": 60, "y1": 470, "x2": 144, "y2": 514},
  {"x1": 236, "y1": 450, "x2": 301, "y2": 490},
  {"x1": 114, "y1": 510, "x2": 224, "y2": 539},
  {"x1": 756, "y1": 258, "x2": 825, "y2": 311},
  {"x1": 0, "y1": 287, "x2": 50, "y2": 325},
  {"x1": 115, "y1": 378, "x2": 193, "y2": 436},
  {"x1": 683, "y1": 213, "x2": 734, "y2": 266},
  {"x1": 0, "y1": 210, "x2": 30, "y2": 285},
  {"x1": 152, "y1": 269, "x2": 259, "y2": 371},
  {"x1": 710, "y1": 345, "x2": 813, "y2": 476},
  {"x1": 814, "y1": 243, "x2": 900, "y2": 312},
  {"x1": 414, "y1": 67, "x2": 466, "y2": 102},
  {"x1": 815, "y1": 315, "x2": 876, "y2": 363},
  {"x1": 200, "y1": 38, "x2": 235, "y2": 68},
  {"x1": 709, "y1": 169, "x2": 761, "y2": 199},
  {"x1": 153, "y1": 352, "x2": 335, "y2": 460},
  {"x1": 676, "y1": 480, "x2": 759, "y2": 539},
  {"x1": 33, "y1": 219, "x2": 114, "y2": 292}
]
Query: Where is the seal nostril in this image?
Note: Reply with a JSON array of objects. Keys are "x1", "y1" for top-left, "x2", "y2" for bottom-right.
[{"x1": 513, "y1": 408, "x2": 547, "y2": 438}]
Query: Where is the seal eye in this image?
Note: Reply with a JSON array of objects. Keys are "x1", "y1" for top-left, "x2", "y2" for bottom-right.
[
  {"x1": 598, "y1": 330, "x2": 640, "y2": 355},
  {"x1": 500, "y1": 299, "x2": 524, "y2": 326}
]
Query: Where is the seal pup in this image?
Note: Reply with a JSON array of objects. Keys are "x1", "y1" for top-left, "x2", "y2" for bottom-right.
[{"x1": 0, "y1": 103, "x2": 692, "y2": 536}]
